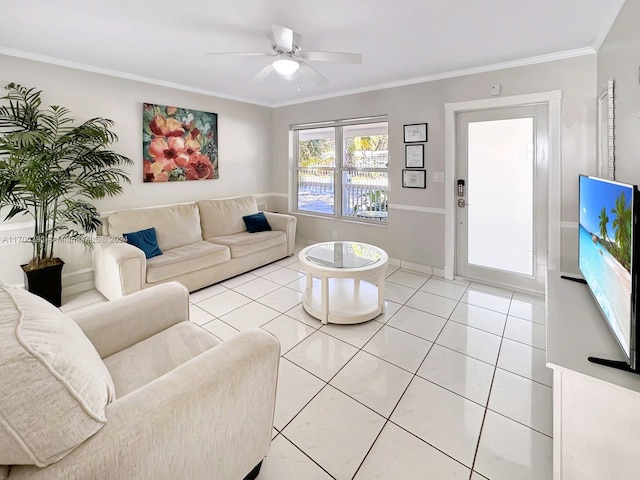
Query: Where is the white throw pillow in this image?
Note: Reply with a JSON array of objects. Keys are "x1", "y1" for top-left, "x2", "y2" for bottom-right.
[{"x1": 0, "y1": 285, "x2": 115, "y2": 467}]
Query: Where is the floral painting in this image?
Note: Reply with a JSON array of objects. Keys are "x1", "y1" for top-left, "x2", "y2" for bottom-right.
[{"x1": 142, "y1": 103, "x2": 218, "y2": 182}]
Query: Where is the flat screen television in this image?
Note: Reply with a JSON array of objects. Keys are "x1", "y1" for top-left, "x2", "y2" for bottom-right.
[{"x1": 578, "y1": 174, "x2": 640, "y2": 372}]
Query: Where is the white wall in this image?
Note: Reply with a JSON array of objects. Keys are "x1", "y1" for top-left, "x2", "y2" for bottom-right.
[
  {"x1": 0, "y1": 55, "x2": 272, "y2": 285},
  {"x1": 272, "y1": 55, "x2": 597, "y2": 275},
  {"x1": 597, "y1": 0, "x2": 640, "y2": 185}
]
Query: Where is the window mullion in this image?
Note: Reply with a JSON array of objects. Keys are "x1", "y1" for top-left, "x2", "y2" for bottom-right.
[{"x1": 335, "y1": 126, "x2": 343, "y2": 218}]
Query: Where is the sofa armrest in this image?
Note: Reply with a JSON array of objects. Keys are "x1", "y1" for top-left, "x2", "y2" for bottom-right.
[
  {"x1": 93, "y1": 239, "x2": 146, "y2": 300},
  {"x1": 263, "y1": 212, "x2": 297, "y2": 255},
  {"x1": 69, "y1": 282, "x2": 190, "y2": 358},
  {"x1": 8, "y1": 329, "x2": 281, "y2": 480}
]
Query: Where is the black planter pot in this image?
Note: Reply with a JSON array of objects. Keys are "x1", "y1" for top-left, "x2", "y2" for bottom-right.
[{"x1": 21, "y1": 259, "x2": 65, "y2": 307}]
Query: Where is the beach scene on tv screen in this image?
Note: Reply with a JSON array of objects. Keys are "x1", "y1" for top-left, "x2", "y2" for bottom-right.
[{"x1": 579, "y1": 177, "x2": 632, "y2": 355}]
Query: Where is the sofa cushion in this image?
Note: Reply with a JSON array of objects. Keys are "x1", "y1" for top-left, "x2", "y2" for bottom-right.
[
  {"x1": 123, "y1": 227, "x2": 163, "y2": 259},
  {"x1": 0, "y1": 285, "x2": 116, "y2": 467},
  {"x1": 197, "y1": 196, "x2": 258, "y2": 238},
  {"x1": 107, "y1": 203, "x2": 202, "y2": 251},
  {"x1": 146, "y1": 241, "x2": 230, "y2": 283},
  {"x1": 243, "y1": 212, "x2": 272, "y2": 233},
  {"x1": 207, "y1": 230, "x2": 286, "y2": 258},
  {"x1": 103, "y1": 322, "x2": 219, "y2": 397}
]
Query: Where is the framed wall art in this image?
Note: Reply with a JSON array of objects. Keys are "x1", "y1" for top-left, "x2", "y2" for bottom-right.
[
  {"x1": 597, "y1": 79, "x2": 615, "y2": 180},
  {"x1": 402, "y1": 169, "x2": 426, "y2": 189},
  {"x1": 403, "y1": 123, "x2": 428, "y2": 143},
  {"x1": 143, "y1": 103, "x2": 218, "y2": 182},
  {"x1": 405, "y1": 144, "x2": 424, "y2": 168}
]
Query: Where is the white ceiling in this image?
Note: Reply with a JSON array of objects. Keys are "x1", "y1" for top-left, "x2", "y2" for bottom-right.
[{"x1": 0, "y1": 0, "x2": 626, "y2": 107}]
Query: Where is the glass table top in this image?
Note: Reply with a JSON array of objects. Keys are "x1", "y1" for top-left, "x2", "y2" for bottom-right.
[{"x1": 304, "y1": 242, "x2": 382, "y2": 269}]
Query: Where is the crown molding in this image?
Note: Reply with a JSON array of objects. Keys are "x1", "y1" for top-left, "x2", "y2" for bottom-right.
[{"x1": 1, "y1": 45, "x2": 594, "y2": 109}]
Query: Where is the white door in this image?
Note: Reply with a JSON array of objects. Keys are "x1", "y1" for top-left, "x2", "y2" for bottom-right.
[{"x1": 455, "y1": 105, "x2": 548, "y2": 292}]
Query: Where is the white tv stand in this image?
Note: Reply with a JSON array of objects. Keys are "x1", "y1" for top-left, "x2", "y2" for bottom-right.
[{"x1": 546, "y1": 270, "x2": 640, "y2": 480}]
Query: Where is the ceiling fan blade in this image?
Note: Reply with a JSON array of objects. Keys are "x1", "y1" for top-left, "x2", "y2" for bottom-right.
[
  {"x1": 271, "y1": 24, "x2": 294, "y2": 52},
  {"x1": 299, "y1": 62, "x2": 329, "y2": 86},
  {"x1": 249, "y1": 64, "x2": 274, "y2": 84},
  {"x1": 301, "y1": 51, "x2": 362, "y2": 64},
  {"x1": 206, "y1": 52, "x2": 271, "y2": 56}
]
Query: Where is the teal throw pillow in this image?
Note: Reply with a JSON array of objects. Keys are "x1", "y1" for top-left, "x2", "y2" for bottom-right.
[
  {"x1": 123, "y1": 227, "x2": 163, "y2": 259},
  {"x1": 242, "y1": 212, "x2": 272, "y2": 233}
]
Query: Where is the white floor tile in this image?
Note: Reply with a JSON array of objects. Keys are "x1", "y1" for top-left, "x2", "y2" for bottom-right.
[
  {"x1": 261, "y1": 315, "x2": 316, "y2": 353},
  {"x1": 285, "y1": 260, "x2": 306, "y2": 273},
  {"x1": 449, "y1": 303, "x2": 507, "y2": 336},
  {"x1": 386, "y1": 269, "x2": 430, "y2": 289},
  {"x1": 259, "y1": 287, "x2": 304, "y2": 313},
  {"x1": 363, "y1": 325, "x2": 433, "y2": 373},
  {"x1": 285, "y1": 304, "x2": 323, "y2": 328},
  {"x1": 512, "y1": 291, "x2": 545, "y2": 306},
  {"x1": 471, "y1": 473, "x2": 489, "y2": 480},
  {"x1": 188, "y1": 283, "x2": 227, "y2": 303},
  {"x1": 200, "y1": 319, "x2": 239, "y2": 341},
  {"x1": 219, "y1": 302, "x2": 279, "y2": 330},
  {"x1": 386, "y1": 306, "x2": 447, "y2": 341},
  {"x1": 385, "y1": 264, "x2": 400, "y2": 277},
  {"x1": 285, "y1": 276, "x2": 308, "y2": 293},
  {"x1": 391, "y1": 377, "x2": 485, "y2": 467},
  {"x1": 220, "y1": 272, "x2": 257, "y2": 288},
  {"x1": 354, "y1": 422, "x2": 470, "y2": 480},
  {"x1": 497, "y1": 339, "x2": 552, "y2": 386},
  {"x1": 508, "y1": 300, "x2": 546, "y2": 324},
  {"x1": 384, "y1": 282, "x2": 418, "y2": 304},
  {"x1": 189, "y1": 304, "x2": 215, "y2": 325},
  {"x1": 406, "y1": 291, "x2": 458, "y2": 319},
  {"x1": 436, "y1": 321, "x2": 502, "y2": 365},
  {"x1": 474, "y1": 411, "x2": 552, "y2": 480},
  {"x1": 283, "y1": 386, "x2": 385, "y2": 480},
  {"x1": 284, "y1": 331, "x2": 358, "y2": 381},
  {"x1": 273, "y1": 358, "x2": 325, "y2": 430},
  {"x1": 258, "y1": 435, "x2": 333, "y2": 480},
  {"x1": 250, "y1": 263, "x2": 283, "y2": 276},
  {"x1": 420, "y1": 278, "x2": 468, "y2": 301},
  {"x1": 373, "y1": 300, "x2": 402, "y2": 324},
  {"x1": 60, "y1": 289, "x2": 106, "y2": 312},
  {"x1": 417, "y1": 344, "x2": 495, "y2": 406},
  {"x1": 274, "y1": 255, "x2": 300, "y2": 267},
  {"x1": 504, "y1": 316, "x2": 546, "y2": 350},
  {"x1": 320, "y1": 320, "x2": 383, "y2": 348},
  {"x1": 197, "y1": 290, "x2": 252, "y2": 317},
  {"x1": 232, "y1": 277, "x2": 281, "y2": 299},
  {"x1": 262, "y1": 267, "x2": 305, "y2": 285},
  {"x1": 461, "y1": 289, "x2": 511, "y2": 314},
  {"x1": 330, "y1": 350, "x2": 413, "y2": 417},
  {"x1": 468, "y1": 282, "x2": 514, "y2": 298},
  {"x1": 488, "y1": 369, "x2": 553, "y2": 436}
]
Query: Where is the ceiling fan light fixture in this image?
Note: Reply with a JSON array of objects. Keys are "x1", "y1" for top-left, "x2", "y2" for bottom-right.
[{"x1": 272, "y1": 58, "x2": 299, "y2": 75}]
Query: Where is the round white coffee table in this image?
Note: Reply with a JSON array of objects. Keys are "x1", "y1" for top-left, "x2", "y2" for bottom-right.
[{"x1": 298, "y1": 241, "x2": 388, "y2": 324}]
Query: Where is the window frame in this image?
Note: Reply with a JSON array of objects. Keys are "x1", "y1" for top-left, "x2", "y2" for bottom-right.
[{"x1": 292, "y1": 116, "x2": 388, "y2": 223}]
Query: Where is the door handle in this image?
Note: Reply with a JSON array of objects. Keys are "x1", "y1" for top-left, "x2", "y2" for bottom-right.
[{"x1": 457, "y1": 179, "x2": 465, "y2": 197}]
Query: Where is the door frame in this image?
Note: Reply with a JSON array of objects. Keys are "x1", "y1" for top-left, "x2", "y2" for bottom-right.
[{"x1": 443, "y1": 91, "x2": 562, "y2": 282}]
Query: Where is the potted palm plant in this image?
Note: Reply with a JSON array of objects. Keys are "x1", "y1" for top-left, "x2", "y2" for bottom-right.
[{"x1": 0, "y1": 83, "x2": 132, "y2": 306}]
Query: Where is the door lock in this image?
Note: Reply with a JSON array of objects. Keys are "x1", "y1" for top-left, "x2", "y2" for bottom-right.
[{"x1": 457, "y1": 198, "x2": 466, "y2": 208}]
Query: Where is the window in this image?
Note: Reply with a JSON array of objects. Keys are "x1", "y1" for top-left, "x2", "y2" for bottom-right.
[{"x1": 294, "y1": 118, "x2": 388, "y2": 222}]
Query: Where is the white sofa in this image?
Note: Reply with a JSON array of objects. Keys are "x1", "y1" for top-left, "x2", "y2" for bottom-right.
[
  {"x1": 0, "y1": 281, "x2": 280, "y2": 480},
  {"x1": 94, "y1": 196, "x2": 297, "y2": 300}
]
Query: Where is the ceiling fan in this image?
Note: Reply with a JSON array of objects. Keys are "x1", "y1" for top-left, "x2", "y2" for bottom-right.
[{"x1": 207, "y1": 24, "x2": 362, "y2": 86}]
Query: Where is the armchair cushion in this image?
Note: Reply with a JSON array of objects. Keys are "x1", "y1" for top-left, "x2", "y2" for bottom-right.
[
  {"x1": 0, "y1": 285, "x2": 115, "y2": 467},
  {"x1": 104, "y1": 322, "x2": 219, "y2": 398}
]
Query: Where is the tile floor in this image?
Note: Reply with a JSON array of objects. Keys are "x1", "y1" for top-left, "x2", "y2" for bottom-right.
[{"x1": 62, "y1": 248, "x2": 552, "y2": 480}]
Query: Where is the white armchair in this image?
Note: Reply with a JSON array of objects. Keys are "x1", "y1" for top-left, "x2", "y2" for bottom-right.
[{"x1": 0, "y1": 282, "x2": 280, "y2": 480}]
